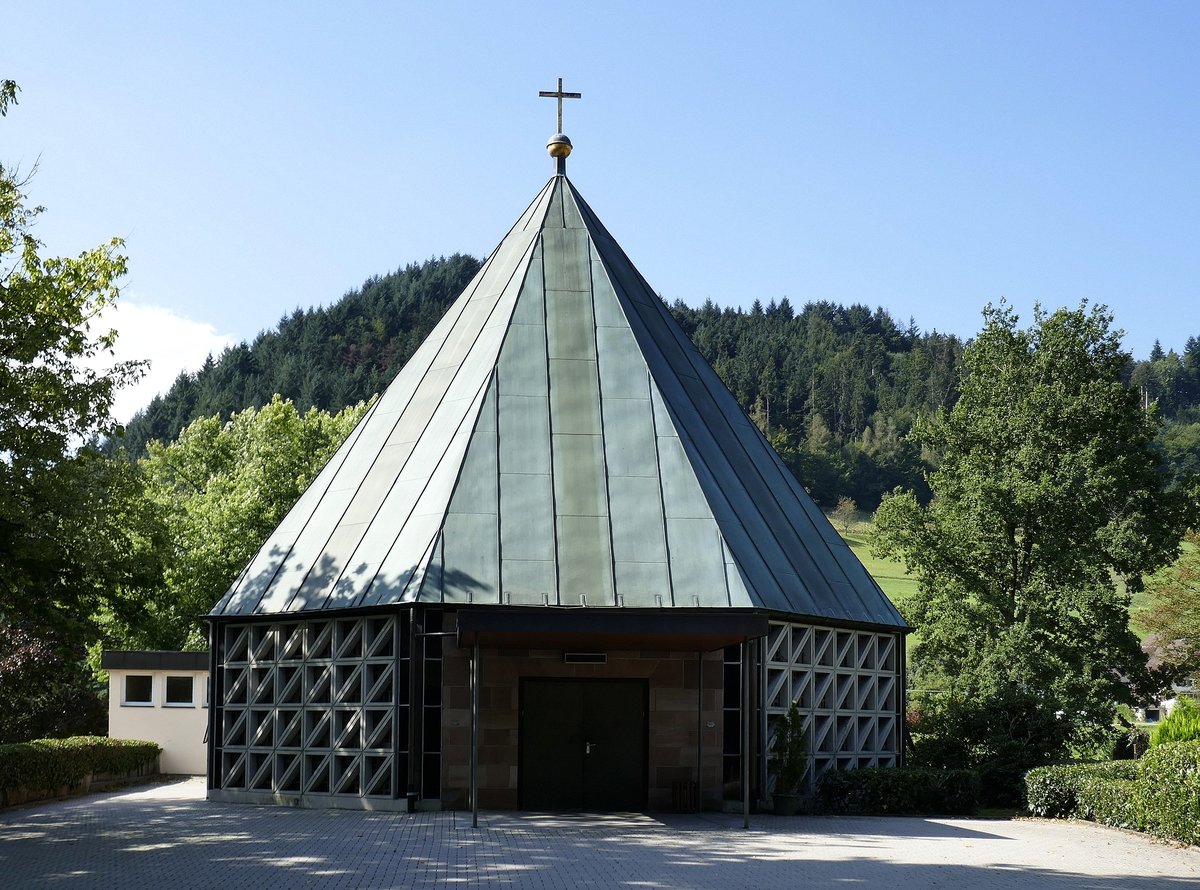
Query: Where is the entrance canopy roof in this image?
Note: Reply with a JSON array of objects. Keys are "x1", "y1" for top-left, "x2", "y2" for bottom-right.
[{"x1": 455, "y1": 607, "x2": 769, "y2": 652}]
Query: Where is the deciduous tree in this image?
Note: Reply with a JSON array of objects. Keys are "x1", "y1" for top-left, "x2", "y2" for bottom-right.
[
  {"x1": 115, "y1": 396, "x2": 369, "y2": 650},
  {"x1": 875, "y1": 301, "x2": 1196, "y2": 797},
  {"x1": 1, "y1": 84, "x2": 151, "y2": 643},
  {"x1": 831, "y1": 496, "x2": 858, "y2": 533}
]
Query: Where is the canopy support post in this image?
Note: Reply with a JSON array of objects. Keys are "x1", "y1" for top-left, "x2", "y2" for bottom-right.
[
  {"x1": 470, "y1": 637, "x2": 480, "y2": 828},
  {"x1": 742, "y1": 639, "x2": 751, "y2": 830}
]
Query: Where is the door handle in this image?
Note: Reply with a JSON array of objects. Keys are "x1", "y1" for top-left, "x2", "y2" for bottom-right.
[{"x1": 586, "y1": 741, "x2": 596, "y2": 755}]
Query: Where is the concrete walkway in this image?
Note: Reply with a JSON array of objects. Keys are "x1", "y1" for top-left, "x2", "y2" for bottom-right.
[{"x1": 1, "y1": 777, "x2": 1196, "y2": 889}]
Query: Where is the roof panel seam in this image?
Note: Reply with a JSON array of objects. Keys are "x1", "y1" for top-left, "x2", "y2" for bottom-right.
[
  {"x1": 568, "y1": 180, "x2": 898, "y2": 625},
  {"x1": 220, "y1": 396, "x2": 381, "y2": 615},
  {"x1": 269, "y1": 187, "x2": 556, "y2": 615},
  {"x1": 341, "y1": 234, "x2": 545, "y2": 611}
]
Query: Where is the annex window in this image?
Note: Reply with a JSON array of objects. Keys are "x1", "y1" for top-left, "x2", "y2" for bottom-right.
[
  {"x1": 165, "y1": 675, "x2": 195, "y2": 707},
  {"x1": 124, "y1": 674, "x2": 153, "y2": 706}
]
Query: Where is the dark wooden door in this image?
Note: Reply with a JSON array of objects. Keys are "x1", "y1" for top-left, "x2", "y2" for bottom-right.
[{"x1": 520, "y1": 678, "x2": 647, "y2": 811}]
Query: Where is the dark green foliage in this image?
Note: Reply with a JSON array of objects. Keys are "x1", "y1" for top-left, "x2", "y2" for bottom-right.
[
  {"x1": 1150, "y1": 696, "x2": 1200, "y2": 747},
  {"x1": 771, "y1": 702, "x2": 808, "y2": 794},
  {"x1": 817, "y1": 766, "x2": 979, "y2": 815},
  {"x1": 0, "y1": 736, "x2": 160, "y2": 795},
  {"x1": 0, "y1": 625, "x2": 106, "y2": 744},
  {"x1": 1, "y1": 447, "x2": 167, "y2": 646},
  {"x1": 1139, "y1": 741, "x2": 1200, "y2": 844},
  {"x1": 1026, "y1": 743, "x2": 1200, "y2": 845},
  {"x1": 1024, "y1": 761, "x2": 1140, "y2": 818},
  {"x1": 673, "y1": 299, "x2": 956, "y2": 508},
  {"x1": 1130, "y1": 335, "x2": 1200, "y2": 489},
  {"x1": 1023, "y1": 764, "x2": 1081, "y2": 818},
  {"x1": 1157, "y1": 420, "x2": 1200, "y2": 489},
  {"x1": 879, "y1": 302, "x2": 1197, "y2": 807},
  {"x1": 1131, "y1": 341, "x2": 1200, "y2": 426},
  {"x1": 1074, "y1": 772, "x2": 1144, "y2": 830},
  {"x1": 1141, "y1": 530, "x2": 1200, "y2": 677},
  {"x1": 118, "y1": 254, "x2": 483, "y2": 455},
  {"x1": 907, "y1": 683, "x2": 1074, "y2": 806}
]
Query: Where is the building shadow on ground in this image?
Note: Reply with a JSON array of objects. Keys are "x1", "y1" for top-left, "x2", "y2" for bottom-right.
[{"x1": 1, "y1": 783, "x2": 1194, "y2": 889}]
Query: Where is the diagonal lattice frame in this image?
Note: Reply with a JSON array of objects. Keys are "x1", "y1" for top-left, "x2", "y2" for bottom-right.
[
  {"x1": 216, "y1": 614, "x2": 406, "y2": 801},
  {"x1": 763, "y1": 620, "x2": 901, "y2": 792}
]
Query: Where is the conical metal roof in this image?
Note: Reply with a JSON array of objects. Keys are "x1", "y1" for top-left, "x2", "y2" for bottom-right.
[{"x1": 211, "y1": 175, "x2": 906, "y2": 628}]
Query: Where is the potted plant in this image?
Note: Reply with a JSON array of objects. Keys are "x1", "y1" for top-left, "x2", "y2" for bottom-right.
[{"x1": 772, "y1": 701, "x2": 808, "y2": 815}]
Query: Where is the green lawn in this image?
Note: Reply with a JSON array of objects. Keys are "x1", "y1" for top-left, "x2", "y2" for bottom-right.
[
  {"x1": 835, "y1": 522, "x2": 920, "y2": 607},
  {"x1": 1129, "y1": 537, "x2": 1195, "y2": 640},
  {"x1": 832, "y1": 516, "x2": 1191, "y2": 646}
]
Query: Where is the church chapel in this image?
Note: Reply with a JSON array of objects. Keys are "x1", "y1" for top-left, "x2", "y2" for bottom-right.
[{"x1": 206, "y1": 83, "x2": 909, "y2": 814}]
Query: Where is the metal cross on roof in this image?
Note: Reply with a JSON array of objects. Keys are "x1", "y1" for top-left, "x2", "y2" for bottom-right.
[{"x1": 538, "y1": 77, "x2": 581, "y2": 133}]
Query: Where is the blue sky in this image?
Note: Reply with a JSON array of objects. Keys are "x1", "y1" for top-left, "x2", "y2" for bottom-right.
[{"x1": 7, "y1": 3, "x2": 1200, "y2": 418}]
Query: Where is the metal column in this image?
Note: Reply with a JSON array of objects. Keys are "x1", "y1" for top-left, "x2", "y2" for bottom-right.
[
  {"x1": 470, "y1": 638, "x2": 480, "y2": 828},
  {"x1": 408, "y1": 611, "x2": 421, "y2": 801},
  {"x1": 205, "y1": 621, "x2": 219, "y2": 791},
  {"x1": 742, "y1": 640, "x2": 751, "y2": 829},
  {"x1": 696, "y1": 650, "x2": 703, "y2": 812}
]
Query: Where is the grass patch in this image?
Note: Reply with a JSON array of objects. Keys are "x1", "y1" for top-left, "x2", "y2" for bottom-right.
[
  {"x1": 1130, "y1": 537, "x2": 1196, "y2": 640},
  {"x1": 833, "y1": 515, "x2": 1182, "y2": 646},
  {"x1": 836, "y1": 523, "x2": 920, "y2": 606}
]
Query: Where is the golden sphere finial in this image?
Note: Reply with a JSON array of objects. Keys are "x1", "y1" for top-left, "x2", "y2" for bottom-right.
[{"x1": 547, "y1": 133, "x2": 573, "y2": 158}]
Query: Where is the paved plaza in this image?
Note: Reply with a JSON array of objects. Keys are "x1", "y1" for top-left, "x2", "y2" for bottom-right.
[{"x1": 1, "y1": 777, "x2": 1197, "y2": 888}]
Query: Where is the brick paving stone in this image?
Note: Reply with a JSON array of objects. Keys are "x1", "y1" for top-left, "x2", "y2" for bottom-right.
[{"x1": 1, "y1": 777, "x2": 1197, "y2": 889}]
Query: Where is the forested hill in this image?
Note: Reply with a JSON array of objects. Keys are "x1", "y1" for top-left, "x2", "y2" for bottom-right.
[
  {"x1": 117, "y1": 256, "x2": 1200, "y2": 509},
  {"x1": 120, "y1": 254, "x2": 483, "y2": 455}
]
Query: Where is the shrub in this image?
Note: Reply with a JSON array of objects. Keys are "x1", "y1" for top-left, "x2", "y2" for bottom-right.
[
  {"x1": 1074, "y1": 762, "x2": 1144, "y2": 831},
  {"x1": 1075, "y1": 773, "x2": 1143, "y2": 831},
  {"x1": 1024, "y1": 764, "x2": 1080, "y2": 817},
  {"x1": 0, "y1": 626, "x2": 107, "y2": 744},
  {"x1": 1150, "y1": 696, "x2": 1200, "y2": 747},
  {"x1": 908, "y1": 684, "x2": 1072, "y2": 807},
  {"x1": 1139, "y1": 740, "x2": 1200, "y2": 845},
  {"x1": 1025, "y1": 744, "x2": 1200, "y2": 845},
  {"x1": 772, "y1": 702, "x2": 808, "y2": 795},
  {"x1": 817, "y1": 766, "x2": 979, "y2": 816},
  {"x1": 1022, "y1": 758, "x2": 1142, "y2": 820},
  {"x1": 0, "y1": 737, "x2": 160, "y2": 795}
]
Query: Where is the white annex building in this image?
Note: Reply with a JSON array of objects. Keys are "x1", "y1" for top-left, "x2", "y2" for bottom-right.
[
  {"x1": 205, "y1": 83, "x2": 910, "y2": 816},
  {"x1": 103, "y1": 650, "x2": 209, "y2": 775}
]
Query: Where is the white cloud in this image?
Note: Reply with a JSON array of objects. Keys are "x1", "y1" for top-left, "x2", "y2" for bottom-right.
[{"x1": 88, "y1": 301, "x2": 235, "y2": 424}]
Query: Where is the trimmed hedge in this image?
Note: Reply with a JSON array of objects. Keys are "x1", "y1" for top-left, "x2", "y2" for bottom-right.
[
  {"x1": 1139, "y1": 741, "x2": 1200, "y2": 844},
  {"x1": 1024, "y1": 760, "x2": 1139, "y2": 818},
  {"x1": 1024, "y1": 741, "x2": 1200, "y2": 845},
  {"x1": 0, "y1": 736, "x2": 161, "y2": 797},
  {"x1": 817, "y1": 766, "x2": 980, "y2": 816}
]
